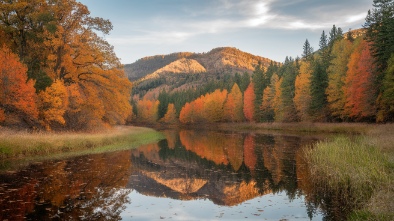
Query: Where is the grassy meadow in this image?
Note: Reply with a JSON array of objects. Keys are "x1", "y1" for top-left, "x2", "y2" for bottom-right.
[{"x1": 0, "y1": 126, "x2": 164, "y2": 162}]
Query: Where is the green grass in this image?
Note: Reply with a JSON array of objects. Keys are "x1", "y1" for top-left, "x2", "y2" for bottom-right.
[
  {"x1": 0, "y1": 126, "x2": 165, "y2": 161},
  {"x1": 304, "y1": 124, "x2": 394, "y2": 220}
]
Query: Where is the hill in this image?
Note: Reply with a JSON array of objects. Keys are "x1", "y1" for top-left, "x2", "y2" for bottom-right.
[
  {"x1": 125, "y1": 47, "x2": 273, "y2": 82},
  {"x1": 126, "y1": 47, "x2": 276, "y2": 99}
]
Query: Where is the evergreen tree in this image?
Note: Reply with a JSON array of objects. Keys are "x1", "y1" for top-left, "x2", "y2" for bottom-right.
[
  {"x1": 309, "y1": 30, "x2": 330, "y2": 120},
  {"x1": 252, "y1": 62, "x2": 265, "y2": 121},
  {"x1": 302, "y1": 39, "x2": 314, "y2": 61},
  {"x1": 328, "y1": 25, "x2": 343, "y2": 50},
  {"x1": 157, "y1": 90, "x2": 170, "y2": 119},
  {"x1": 364, "y1": 0, "x2": 394, "y2": 74},
  {"x1": 278, "y1": 58, "x2": 298, "y2": 122},
  {"x1": 378, "y1": 54, "x2": 394, "y2": 121},
  {"x1": 240, "y1": 72, "x2": 251, "y2": 92}
]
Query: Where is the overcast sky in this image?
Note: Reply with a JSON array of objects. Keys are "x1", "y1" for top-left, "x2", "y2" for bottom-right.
[{"x1": 79, "y1": 0, "x2": 373, "y2": 64}]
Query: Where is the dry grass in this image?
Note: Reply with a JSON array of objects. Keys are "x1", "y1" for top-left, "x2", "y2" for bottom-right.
[{"x1": 0, "y1": 126, "x2": 164, "y2": 160}]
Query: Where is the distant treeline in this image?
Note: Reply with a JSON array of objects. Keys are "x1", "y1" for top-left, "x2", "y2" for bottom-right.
[{"x1": 132, "y1": 1, "x2": 394, "y2": 124}]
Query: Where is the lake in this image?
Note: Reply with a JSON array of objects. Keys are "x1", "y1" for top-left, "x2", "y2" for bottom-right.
[{"x1": 0, "y1": 129, "x2": 335, "y2": 220}]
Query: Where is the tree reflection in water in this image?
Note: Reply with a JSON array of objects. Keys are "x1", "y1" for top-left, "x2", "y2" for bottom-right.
[
  {"x1": 0, "y1": 152, "x2": 132, "y2": 221},
  {"x1": 1, "y1": 129, "x2": 332, "y2": 220}
]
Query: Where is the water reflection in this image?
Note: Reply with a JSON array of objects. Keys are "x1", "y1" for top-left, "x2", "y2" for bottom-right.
[
  {"x1": 129, "y1": 131, "x2": 316, "y2": 206},
  {"x1": 0, "y1": 129, "x2": 326, "y2": 220},
  {"x1": 0, "y1": 152, "x2": 131, "y2": 221}
]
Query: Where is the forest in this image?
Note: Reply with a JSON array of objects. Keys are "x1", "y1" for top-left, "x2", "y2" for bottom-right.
[
  {"x1": 0, "y1": 0, "x2": 393, "y2": 131},
  {"x1": 132, "y1": 1, "x2": 394, "y2": 125},
  {"x1": 0, "y1": 0, "x2": 132, "y2": 131}
]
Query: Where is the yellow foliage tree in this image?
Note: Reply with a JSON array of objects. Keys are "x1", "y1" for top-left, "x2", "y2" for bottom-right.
[
  {"x1": 294, "y1": 61, "x2": 312, "y2": 121},
  {"x1": 38, "y1": 80, "x2": 68, "y2": 130},
  {"x1": 261, "y1": 74, "x2": 279, "y2": 122},
  {"x1": 160, "y1": 103, "x2": 177, "y2": 123}
]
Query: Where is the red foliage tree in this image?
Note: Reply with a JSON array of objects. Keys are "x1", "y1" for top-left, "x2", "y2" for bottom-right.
[
  {"x1": 243, "y1": 82, "x2": 255, "y2": 122},
  {"x1": 345, "y1": 40, "x2": 376, "y2": 120}
]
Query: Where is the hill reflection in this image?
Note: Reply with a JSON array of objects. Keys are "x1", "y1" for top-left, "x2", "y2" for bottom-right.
[{"x1": 128, "y1": 130, "x2": 316, "y2": 206}]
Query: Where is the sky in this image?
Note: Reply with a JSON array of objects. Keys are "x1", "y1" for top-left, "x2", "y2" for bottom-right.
[{"x1": 78, "y1": 0, "x2": 373, "y2": 64}]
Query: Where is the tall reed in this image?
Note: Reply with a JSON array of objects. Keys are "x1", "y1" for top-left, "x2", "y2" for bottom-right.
[{"x1": 304, "y1": 135, "x2": 393, "y2": 219}]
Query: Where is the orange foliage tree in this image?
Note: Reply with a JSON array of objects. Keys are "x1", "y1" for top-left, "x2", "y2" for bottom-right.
[
  {"x1": 0, "y1": 46, "x2": 38, "y2": 123},
  {"x1": 243, "y1": 82, "x2": 255, "y2": 122},
  {"x1": 344, "y1": 40, "x2": 376, "y2": 120},
  {"x1": 179, "y1": 89, "x2": 228, "y2": 123},
  {"x1": 179, "y1": 102, "x2": 194, "y2": 124},
  {"x1": 136, "y1": 99, "x2": 160, "y2": 123}
]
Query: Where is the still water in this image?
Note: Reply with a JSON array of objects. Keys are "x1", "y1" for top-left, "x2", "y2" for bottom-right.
[{"x1": 1, "y1": 130, "x2": 328, "y2": 220}]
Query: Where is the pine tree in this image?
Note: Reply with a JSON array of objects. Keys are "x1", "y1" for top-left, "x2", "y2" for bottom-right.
[
  {"x1": 278, "y1": 58, "x2": 298, "y2": 122},
  {"x1": 378, "y1": 54, "x2": 394, "y2": 121},
  {"x1": 252, "y1": 62, "x2": 265, "y2": 121},
  {"x1": 302, "y1": 39, "x2": 313, "y2": 60},
  {"x1": 364, "y1": 0, "x2": 394, "y2": 74}
]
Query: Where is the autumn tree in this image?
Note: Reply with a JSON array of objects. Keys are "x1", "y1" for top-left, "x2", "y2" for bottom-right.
[
  {"x1": 0, "y1": 0, "x2": 54, "y2": 90},
  {"x1": 294, "y1": 61, "x2": 312, "y2": 121},
  {"x1": 160, "y1": 103, "x2": 177, "y2": 123},
  {"x1": 136, "y1": 99, "x2": 159, "y2": 123},
  {"x1": 344, "y1": 40, "x2": 377, "y2": 121},
  {"x1": 38, "y1": 80, "x2": 68, "y2": 130},
  {"x1": 1, "y1": 0, "x2": 132, "y2": 130},
  {"x1": 326, "y1": 38, "x2": 353, "y2": 120},
  {"x1": 203, "y1": 89, "x2": 228, "y2": 122},
  {"x1": 0, "y1": 46, "x2": 38, "y2": 124},
  {"x1": 224, "y1": 83, "x2": 244, "y2": 122},
  {"x1": 261, "y1": 74, "x2": 279, "y2": 122},
  {"x1": 243, "y1": 82, "x2": 255, "y2": 122},
  {"x1": 179, "y1": 102, "x2": 193, "y2": 124}
]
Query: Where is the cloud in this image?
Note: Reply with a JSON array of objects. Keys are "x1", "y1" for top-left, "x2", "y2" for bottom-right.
[{"x1": 346, "y1": 12, "x2": 368, "y2": 23}]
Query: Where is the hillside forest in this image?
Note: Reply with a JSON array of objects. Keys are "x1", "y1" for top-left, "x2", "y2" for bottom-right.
[
  {"x1": 0, "y1": 0, "x2": 393, "y2": 131},
  {"x1": 131, "y1": 1, "x2": 394, "y2": 124}
]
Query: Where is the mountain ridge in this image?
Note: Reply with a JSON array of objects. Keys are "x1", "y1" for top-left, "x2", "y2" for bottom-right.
[{"x1": 124, "y1": 47, "x2": 274, "y2": 82}]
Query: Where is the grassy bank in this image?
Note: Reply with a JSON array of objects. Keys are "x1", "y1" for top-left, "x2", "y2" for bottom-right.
[
  {"x1": 304, "y1": 124, "x2": 394, "y2": 220},
  {"x1": 217, "y1": 122, "x2": 375, "y2": 134},
  {"x1": 0, "y1": 126, "x2": 164, "y2": 161}
]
